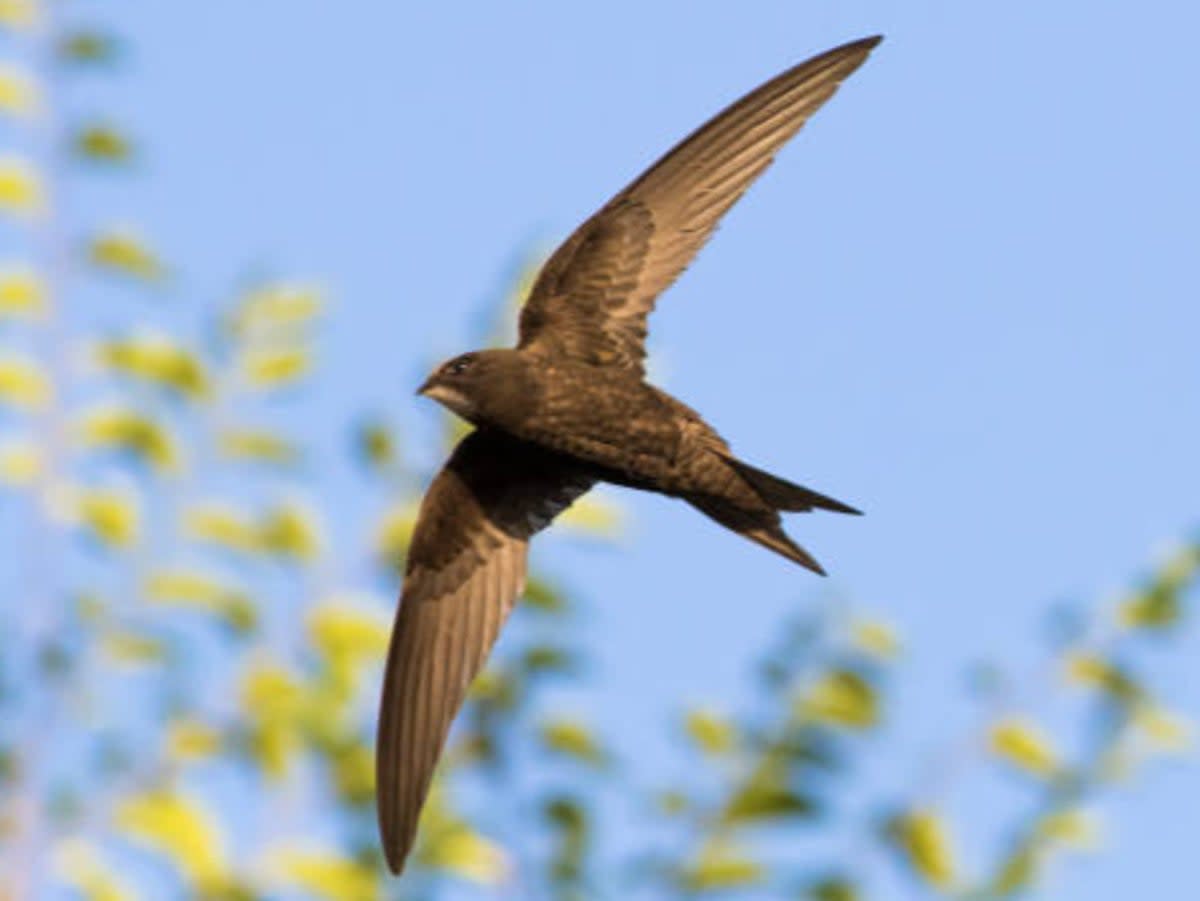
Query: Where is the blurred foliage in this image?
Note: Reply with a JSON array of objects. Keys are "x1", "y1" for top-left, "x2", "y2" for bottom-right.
[{"x1": 0, "y1": 6, "x2": 1196, "y2": 901}]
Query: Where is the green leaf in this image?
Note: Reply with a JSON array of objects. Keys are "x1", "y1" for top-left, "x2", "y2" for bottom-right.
[
  {"x1": 809, "y1": 876, "x2": 860, "y2": 901},
  {"x1": 990, "y1": 847, "x2": 1040, "y2": 896},
  {"x1": 544, "y1": 795, "x2": 589, "y2": 884},
  {"x1": 88, "y1": 229, "x2": 167, "y2": 283},
  {"x1": 74, "y1": 124, "x2": 135, "y2": 165},
  {"x1": 989, "y1": 717, "x2": 1061, "y2": 778},
  {"x1": 656, "y1": 790, "x2": 690, "y2": 817},
  {"x1": 540, "y1": 718, "x2": 608, "y2": 768},
  {"x1": 523, "y1": 576, "x2": 570, "y2": 613},
  {"x1": 355, "y1": 418, "x2": 396, "y2": 469},
  {"x1": 886, "y1": 808, "x2": 958, "y2": 890},
  {"x1": 1062, "y1": 653, "x2": 1142, "y2": 704},
  {"x1": 520, "y1": 643, "x2": 577, "y2": 676},
  {"x1": 684, "y1": 708, "x2": 738, "y2": 756},
  {"x1": 59, "y1": 31, "x2": 122, "y2": 65},
  {"x1": 799, "y1": 668, "x2": 879, "y2": 729},
  {"x1": 678, "y1": 845, "x2": 764, "y2": 892},
  {"x1": 723, "y1": 782, "x2": 816, "y2": 825}
]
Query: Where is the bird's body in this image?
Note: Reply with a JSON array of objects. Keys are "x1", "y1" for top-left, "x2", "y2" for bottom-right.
[
  {"x1": 424, "y1": 348, "x2": 856, "y2": 565},
  {"x1": 378, "y1": 35, "x2": 884, "y2": 874}
]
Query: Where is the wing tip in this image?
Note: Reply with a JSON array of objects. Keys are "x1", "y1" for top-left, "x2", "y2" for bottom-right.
[
  {"x1": 379, "y1": 812, "x2": 416, "y2": 876},
  {"x1": 846, "y1": 34, "x2": 885, "y2": 53}
]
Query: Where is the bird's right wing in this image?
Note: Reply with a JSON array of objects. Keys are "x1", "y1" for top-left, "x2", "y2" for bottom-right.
[
  {"x1": 518, "y1": 36, "x2": 882, "y2": 374},
  {"x1": 376, "y1": 429, "x2": 594, "y2": 874}
]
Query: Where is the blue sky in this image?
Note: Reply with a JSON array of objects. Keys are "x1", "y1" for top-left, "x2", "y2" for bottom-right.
[{"x1": 69, "y1": 2, "x2": 1200, "y2": 896}]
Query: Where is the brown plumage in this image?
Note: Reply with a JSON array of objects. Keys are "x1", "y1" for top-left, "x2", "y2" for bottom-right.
[{"x1": 379, "y1": 35, "x2": 881, "y2": 874}]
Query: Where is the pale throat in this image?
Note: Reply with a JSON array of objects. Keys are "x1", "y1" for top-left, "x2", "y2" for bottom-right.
[{"x1": 423, "y1": 383, "x2": 477, "y2": 421}]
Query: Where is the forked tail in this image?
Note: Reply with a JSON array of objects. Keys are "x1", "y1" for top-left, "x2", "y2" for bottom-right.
[
  {"x1": 685, "y1": 495, "x2": 828, "y2": 575},
  {"x1": 725, "y1": 457, "x2": 861, "y2": 515}
]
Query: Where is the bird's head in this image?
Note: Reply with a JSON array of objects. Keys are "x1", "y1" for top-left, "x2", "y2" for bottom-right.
[{"x1": 417, "y1": 349, "x2": 531, "y2": 426}]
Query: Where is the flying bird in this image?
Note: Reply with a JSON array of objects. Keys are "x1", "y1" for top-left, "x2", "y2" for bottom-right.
[{"x1": 378, "y1": 35, "x2": 881, "y2": 873}]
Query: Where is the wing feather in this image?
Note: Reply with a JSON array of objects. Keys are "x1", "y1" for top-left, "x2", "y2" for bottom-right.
[
  {"x1": 376, "y1": 430, "x2": 593, "y2": 873},
  {"x1": 518, "y1": 36, "x2": 882, "y2": 372}
]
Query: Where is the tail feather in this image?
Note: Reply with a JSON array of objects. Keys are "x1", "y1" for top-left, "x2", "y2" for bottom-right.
[
  {"x1": 685, "y1": 495, "x2": 826, "y2": 575},
  {"x1": 725, "y1": 457, "x2": 861, "y2": 515}
]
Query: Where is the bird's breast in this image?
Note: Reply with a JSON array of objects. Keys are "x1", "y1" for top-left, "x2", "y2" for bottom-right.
[{"x1": 511, "y1": 366, "x2": 683, "y2": 484}]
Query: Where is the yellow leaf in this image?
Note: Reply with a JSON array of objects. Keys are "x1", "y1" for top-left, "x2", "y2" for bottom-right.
[
  {"x1": 218, "y1": 427, "x2": 299, "y2": 465},
  {"x1": 679, "y1": 845, "x2": 764, "y2": 891},
  {"x1": 144, "y1": 568, "x2": 248, "y2": 626},
  {"x1": 331, "y1": 742, "x2": 375, "y2": 806},
  {"x1": 115, "y1": 791, "x2": 228, "y2": 888},
  {"x1": 0, "y1": 0, "x2": 38, "y2": 30},
  {"x1": 540, "y1": 717, "x2": 607, "y2": 766},
  {"x1": 0, "y1": 64, "x2": 37, "y2": 117},
  {"x1": 88, "y1": 229, "x2": 166, "y2": 282},
  {"x1": 308, "y1": 600, "x2": 389, "y2": 668},
  {"x1": 889, "y1": 809, "x2": 957, "y2": 890},
  {"x1": 684, "y1": 708, "x2": 737, "y2": 755},
  {"x1": 60, "y1": 30, "x2": 119, "y2": 64},
  {"x1": 101, "y1": 630, "x2": 166, "y2": 666},
  {"x1": 799, "y1": 668, "x2": 878, "y2": 729},
  {"x1": 75, "y1": 124, "x2": 134, "y2": 163},
  {"x1": 229, "y1": 283, "x2": 323, "y2": 338},
  {"x1": 556, "y1": 492, "x2": 623, "y2": 539},
  {"x1": 167, "y1": 719, "x2": 223, "y2": 763},
  {"x1": 420, "y1": 824, "x2": 508, "y2": 885},
  {"x1": 260, "y1": 500, "x2": 322, "y2": 560},
  {"x1": 0, "y1": 266, "x2": 46, "y2": 318},
  {"x1": 1038, "y1": 809, "x2": 1103, "y2": 851},
  {"x1": 989, "y1": 717, "x2": 1060, "y2": 778},
  {"x1": 94, "y1": 334, "x2": 209, "y2": 399},
  {"x1": 1062, "y1": 652, "x2": 1140, "y2": 702},
  {"x1": 240, "y1": 660, "x2": 303, "y2": 778},
  {"x1": 356, "y1": 420, "x2": 395, "y2": 469},
  {"x1": 78, "y1": 405, "x2": 181, "y2": 472},
  {"x1": 182, "y1": 503, "x2": 261, "y2": 554},
  {"x1": 75, "y1": 486, "x2": 140, "y2": 548},
  {"x1": 0, "y1": 438, "x2": 39, "y2": 484},
  {"x1": 0, "y1": 157, "x2": 43, "y2": 214},
  {"x1": 850, "y1": 617, "x2": 901, "y2": 659},
  {"x1": 991, "y1": 848, "x2": 1040, "y2": 896},
  {"x1": 0, "y1": 354, "x2": 51, "y2": 408},
  {"x1": 239, "y1": 347, "x2": 311, "y2": 389},
  {"x1": 374, "y1": 501, "x2": 420, "y2": 571},
  {"x1": 55, "y1": 841, "x2": 138, "y2": 901},
  {"x1": 810, "y1": 877, "x2": 860, "y2": 901},
  {"x1": 1134, "y1": 706, "x2": 1194, "y2": 754},
  {"x1": 265, "y1": 846, "x2": 379, "y2": 901}
]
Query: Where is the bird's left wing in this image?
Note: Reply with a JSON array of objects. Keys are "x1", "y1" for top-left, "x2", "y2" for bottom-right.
[
  {"x1": 518, "y1": 36, "x2": 882, "y2": 374},
  {"x1": 376, "y1": 429, "x2": 594, "y2": 873}
]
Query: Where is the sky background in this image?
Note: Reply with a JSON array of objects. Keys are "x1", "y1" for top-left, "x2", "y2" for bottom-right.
[{"x1": 51, "y1": 2, "x2": 1200, "y2": 897}]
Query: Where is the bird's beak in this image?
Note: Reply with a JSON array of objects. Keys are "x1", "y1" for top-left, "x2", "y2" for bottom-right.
[{"x1": 416, "y1": 375, "x2": 435, "y2": 397}]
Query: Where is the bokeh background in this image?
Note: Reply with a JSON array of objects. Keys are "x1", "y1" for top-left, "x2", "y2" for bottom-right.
[{"x1": 1, "y1": 2, "x2": 1197, "y2": 899}]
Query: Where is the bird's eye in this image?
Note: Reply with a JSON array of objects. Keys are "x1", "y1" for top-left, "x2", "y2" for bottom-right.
[{"x1": 444, "y1": 355, "x2": 475, "y2": 376}]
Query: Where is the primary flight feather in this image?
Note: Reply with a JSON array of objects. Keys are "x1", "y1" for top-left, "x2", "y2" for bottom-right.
[{"x1": 378, "y1": 34, "x2": 882, "y2": 874}]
